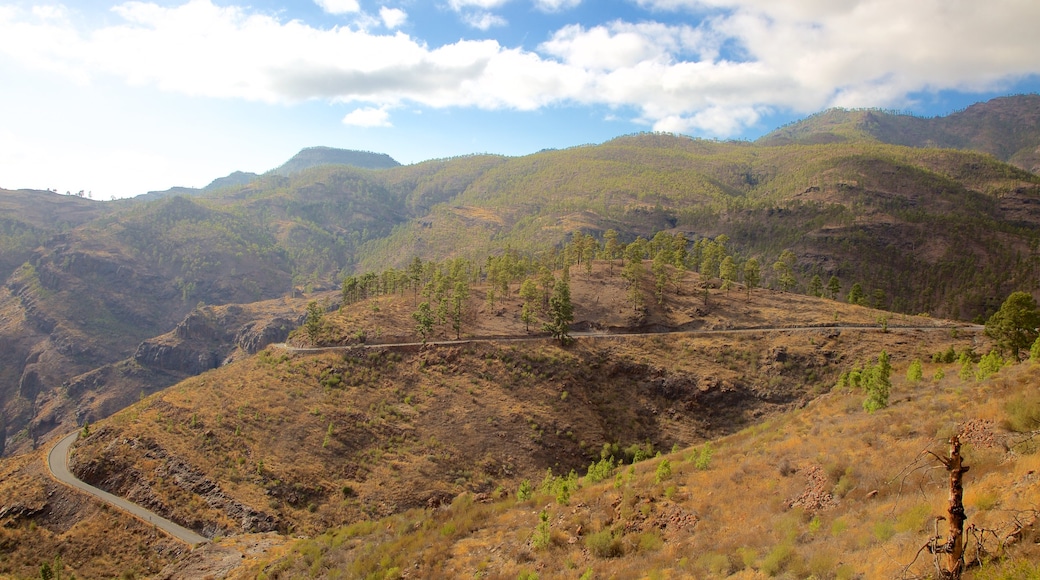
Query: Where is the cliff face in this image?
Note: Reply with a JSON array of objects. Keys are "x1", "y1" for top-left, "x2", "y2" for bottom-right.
[
  {"x1": 1, "y1": 286, "x2": 311, "y2": 457},
  {"x1": 133, "y1": 305, "x2": 304, "y2": 375}
]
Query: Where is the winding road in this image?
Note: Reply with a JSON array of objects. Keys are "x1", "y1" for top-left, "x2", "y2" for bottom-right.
[
  {"x1": 274, "y1": 323, "x2": 983, "y2": 353},
  {"x1": 44, "y1": 323, "x2": 981, "y2": 550},
  {"x1": 47, "y1": 431, "x2": 207, "y2": 547}
]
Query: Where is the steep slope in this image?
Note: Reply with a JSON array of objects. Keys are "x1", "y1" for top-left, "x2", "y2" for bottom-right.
[
  {"x1": 5, "y1": 98, "x2": 1040, "y2": 466},
  {"x1": 241, "y1": 347, "x2": 1040, "y2": 579},
  {"x1": 64, "y1": 267, "x2": 968, "y2": 541},
  {"x1": 358, "y1": 135, "x2": 1040, "y2": 319},
  {"x1": 758, "y1": 94, "x2": 1040, "y2": 173}
]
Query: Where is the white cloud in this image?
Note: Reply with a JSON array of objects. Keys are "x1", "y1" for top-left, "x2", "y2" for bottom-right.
[
  {"x1": 379, "y1": 7, "x2": 407, "y2": 29},
  {"x1": 534, "y1": 0, "x2": 581, "y2": 12},
  {"x1": 541, "y1": 21, "x2": 717, "y2": 70},
  {"x1": 342, "y1": 106, "x2": 392, "y2": 127},
  {"x1": 448, "y1": 0, "x2": 511, "y2": 10},
  {"x1": 314, "y1": 0, "x2": 360, "y2": 15},
  {"x1": 31, "y1": 5, "x2": 68, "y2": 20},
  {"x1": 462, "y1": 11, "x2": 507, "y2": 30},
  {"x1": 1, "y1": 0, "x2": 1038, "y2": 140}
]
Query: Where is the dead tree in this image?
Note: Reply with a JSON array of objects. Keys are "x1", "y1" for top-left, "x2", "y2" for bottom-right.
[{"x1": 928, "y1": 435, "x2": 970, "y2": 579}]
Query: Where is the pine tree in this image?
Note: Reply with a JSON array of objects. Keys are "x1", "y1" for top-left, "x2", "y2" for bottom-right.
[
  {"x1": 720, "y1": 256, "x2": 737, "y2": 292},
  {"x1": 827, "y1": 275, "x2": 841, "y2": 300},
  {"x1": 519, "y1": 279, "x2": 539, "y2": 332},
  {"x1": 413, "y1": 301, "x2": 434, "y2": 344},
  {"x1": 543, "y1": 269, "x2": 574, "y2": 344},
  {"x1": 808, "y1": 274, "x2": 823, "y2": 297},
  {"x1": 743, "y1": 258, "x2": 760, "y2": 301},
  {"x1": 985, "y1": 291, "x2": 1040, "y2": 360},
  {"x1": 862, "y1": 351, "x2": 891, "y2": 412}
]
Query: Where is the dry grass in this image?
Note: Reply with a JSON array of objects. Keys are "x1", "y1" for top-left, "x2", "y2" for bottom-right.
[
  {"x1": 0, "y1": 447, "x2": 185, "y2": 579},
  {"x1": 243, "y1": 356, "x2": 1040, "y2": 579},
  {"x1": 3, "y1": 263, "x2": 994, "y2": 578}
]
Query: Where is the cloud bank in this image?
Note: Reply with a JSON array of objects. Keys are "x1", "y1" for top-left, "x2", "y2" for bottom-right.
[{"x1": 1, "y1": 0, "x2": 1038, "y2": 136}]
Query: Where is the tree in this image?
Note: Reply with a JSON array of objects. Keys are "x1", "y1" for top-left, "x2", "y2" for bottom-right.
[
  {"x1": 304, "y1": 301, "x2": 324, "y2": 345},
  {"x1": 772, "y1": 250, "x2": 797, "y2": 292},
  {"x1": 985, "y1": 291, "x2": 1040, "y2": 361},
  {"x1": 827, "y1": 275, "x2": 841, "y2": 300},
  {"x1": 651, "y1": 251, "x2": 669, "y2": 304},
  {"x1": 720, "y1": 256, "x2": 737, "y2": 292},
  {"x1": 450, "y1": 281, "x2": 469, "y2": 340},
  {"x1": 906, "y1": 358, "x2": 923, "y2": 383},
  {"x1": 862, "y1": 350, "x2": 891, "y2": 413},
  {"x1": 808, "y1": 274, "x2": 823, "y2": 297},
  {"x1": 543, "y1": 270, "x2": 573, "y2": 344},
  {"x1": 602, "y1": 229, "x2": 621, "y2": 274},
  {"x1": 743, "y1": 258, "x2": 760, "y2": 301},
  {"x1": 413, "y1": 301, "x2": 434, "y2": 344},
  {"x1": 519, "y1": 279, "x2": 539, "y2": 332},
  {"x1": 847, "y1": 282, "x2": 865, "y2": 305}
]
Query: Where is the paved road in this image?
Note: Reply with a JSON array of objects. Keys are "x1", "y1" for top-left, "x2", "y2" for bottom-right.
[
  {"x1": 43, "y1": 323, "x2": 979, "y2": 549},
  {"x1": 274, "y1": 323, "x2": 983, "y2": 353},
  {"x1": 47, "y1": 431, "x2": 207, "y2": 547}
]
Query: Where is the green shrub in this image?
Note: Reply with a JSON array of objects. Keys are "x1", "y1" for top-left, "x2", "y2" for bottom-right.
[
  {"x1": 532, "y1": 511, "x2": 551, "y2": 549},
  {"x1": 975, "y1": 350, "x2": 1005, "y2": 381},
  {"x1": 654, "y1": 459, "x2": 672, "y2": 484},
  {"x1": 516, "y1": 480, "x2": 532, "y2": 502},
  {"x1": 906, "y1": 359, "x2": 923, "y2": 382},
  {"x1": 586, "y1": 529, "x2": 623, "y2": 558},
  {"x1": 689, "y1": 443, "x2": 714, "y2": 470},
  {"x1": 760, "y1": 543, "x2": 794, "y2": 576},
  {"x1": 585, "y1": 457, "x2": 615, "y2": 483},
  {"x1": 1005, "y1": 393, "x2": 1040, "y2": 432}
]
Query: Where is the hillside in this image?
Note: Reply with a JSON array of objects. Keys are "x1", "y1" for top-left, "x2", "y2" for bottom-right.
[
  {"x1": 4, "y1": 96, "x2": 1040, "y2": 466},
  {"x1": 238, "y1": 346, "x2": 1040, "y2": 579},
  {"x1": 268, "y1": 147, "x2": 401, "y2": 176},
  {"x1": 758, "y1": 95, "x2": 1040, "y2": 173},
  {"x1": 1, "y1": 265, "x2": 1022, "y2": 579}
]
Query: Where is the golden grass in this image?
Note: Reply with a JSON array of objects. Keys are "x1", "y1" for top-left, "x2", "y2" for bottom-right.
[{"x1": 241, "y1": 356, "x2": 1040, "y2": 579}]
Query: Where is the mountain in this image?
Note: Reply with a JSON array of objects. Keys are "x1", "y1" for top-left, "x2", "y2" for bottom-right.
[
  {"x1": 3, "y1": 97, "x2": 1040, "y2": 577},
  {"x1": 758, "y1": 94, "x2": 1040, "y2": 173},
  {"x1": 3, "y1": 96, "x2": 1040, "y2": 459},
  {"x1": 0, "y1": 263, "x2": 983, "y2": 578},
  {"x1": 5, "y1": 265, "x2": 1038, "y2": 578},
  {"x1": 203, "y1": 170, "x2": 260, "y2": 191},
  {"x1": 268, "y1": 146, "x2": 401, "y2": 176}
]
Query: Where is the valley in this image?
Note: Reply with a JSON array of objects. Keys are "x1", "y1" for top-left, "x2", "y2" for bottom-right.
[{"x1": 1, "y1": 96, "x2": 1040, "y2": 578}]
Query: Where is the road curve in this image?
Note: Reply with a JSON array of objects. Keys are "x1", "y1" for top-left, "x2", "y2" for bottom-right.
[{"x1": 47, "y1": 431, "x2": 207, "y2": 547}]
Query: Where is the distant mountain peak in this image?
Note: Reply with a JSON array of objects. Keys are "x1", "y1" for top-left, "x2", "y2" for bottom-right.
[
  {"x1": 758, "y1": 94, "x2": 1040, "y2": 173},
  {"x1": 269, "y1": 147, "x2": 401, "y2": 176}
]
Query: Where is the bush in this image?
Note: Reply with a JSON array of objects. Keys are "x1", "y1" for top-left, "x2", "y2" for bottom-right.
[
  {"x1": 586, "y1": 529, "x2": 623, "y2": 558},
  {"x1": 654, "y1": 459, "x2": 672, "y2": 484},
  {"x1": 906, "y1": 359, "x2": 923, "y2": 382},
  {"x1": 1005, "y1": 393, "x2": 1040, "y2": 432},
  {"x1": 585, "y1": 457, "x2": 615, "y2": 483},
  {"x1": 689, "y1": 443, "x2": 714, "y2": 470},
  {"x1": 517, "y1": 480, "x2": 532, "y2": 502},
  {"x1": 975, "y1": 350, "x2": 1004, "y2": 381}
]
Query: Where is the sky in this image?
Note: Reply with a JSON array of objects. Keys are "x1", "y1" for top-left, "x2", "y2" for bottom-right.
[{"x1": 1, "y1": 0, "x2": 1040, "y2": 198}]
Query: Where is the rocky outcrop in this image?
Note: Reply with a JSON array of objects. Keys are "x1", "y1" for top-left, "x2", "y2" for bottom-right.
[
  {"x1": 133, "y1": 341, "x2": 221, "y2": 375},
  {"x1": 234, "y1": 316, "x2": 299, "y2": 354},
  {"x1": 72, "y1": 431, "x2": 279, "y2": 537}
]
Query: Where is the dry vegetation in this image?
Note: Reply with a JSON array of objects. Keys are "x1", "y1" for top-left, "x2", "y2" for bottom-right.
[
  {"x1": 236, "y1": 350, "x2": 1040, "y2": 580},
  {"x1": 3, "y1": 264, "x2": 1003, "y2": 579},
  {"x1": 0, "y1": 447, "x2": 186, "y2": 579}
]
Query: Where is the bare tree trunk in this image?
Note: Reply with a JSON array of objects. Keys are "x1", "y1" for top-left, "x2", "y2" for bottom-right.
[{"x1": 944, "y1": 435, "x2": 969, "y2": 579}]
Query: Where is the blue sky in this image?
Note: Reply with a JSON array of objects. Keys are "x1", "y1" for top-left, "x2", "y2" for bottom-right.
[{"x1": 1, "y1": 0, "x2": 1039, "y2": 198}]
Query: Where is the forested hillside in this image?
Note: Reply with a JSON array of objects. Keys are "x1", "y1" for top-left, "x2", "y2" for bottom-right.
[{"x1": 3, "y1": 97, "x2": 1040, "y2": 460}]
